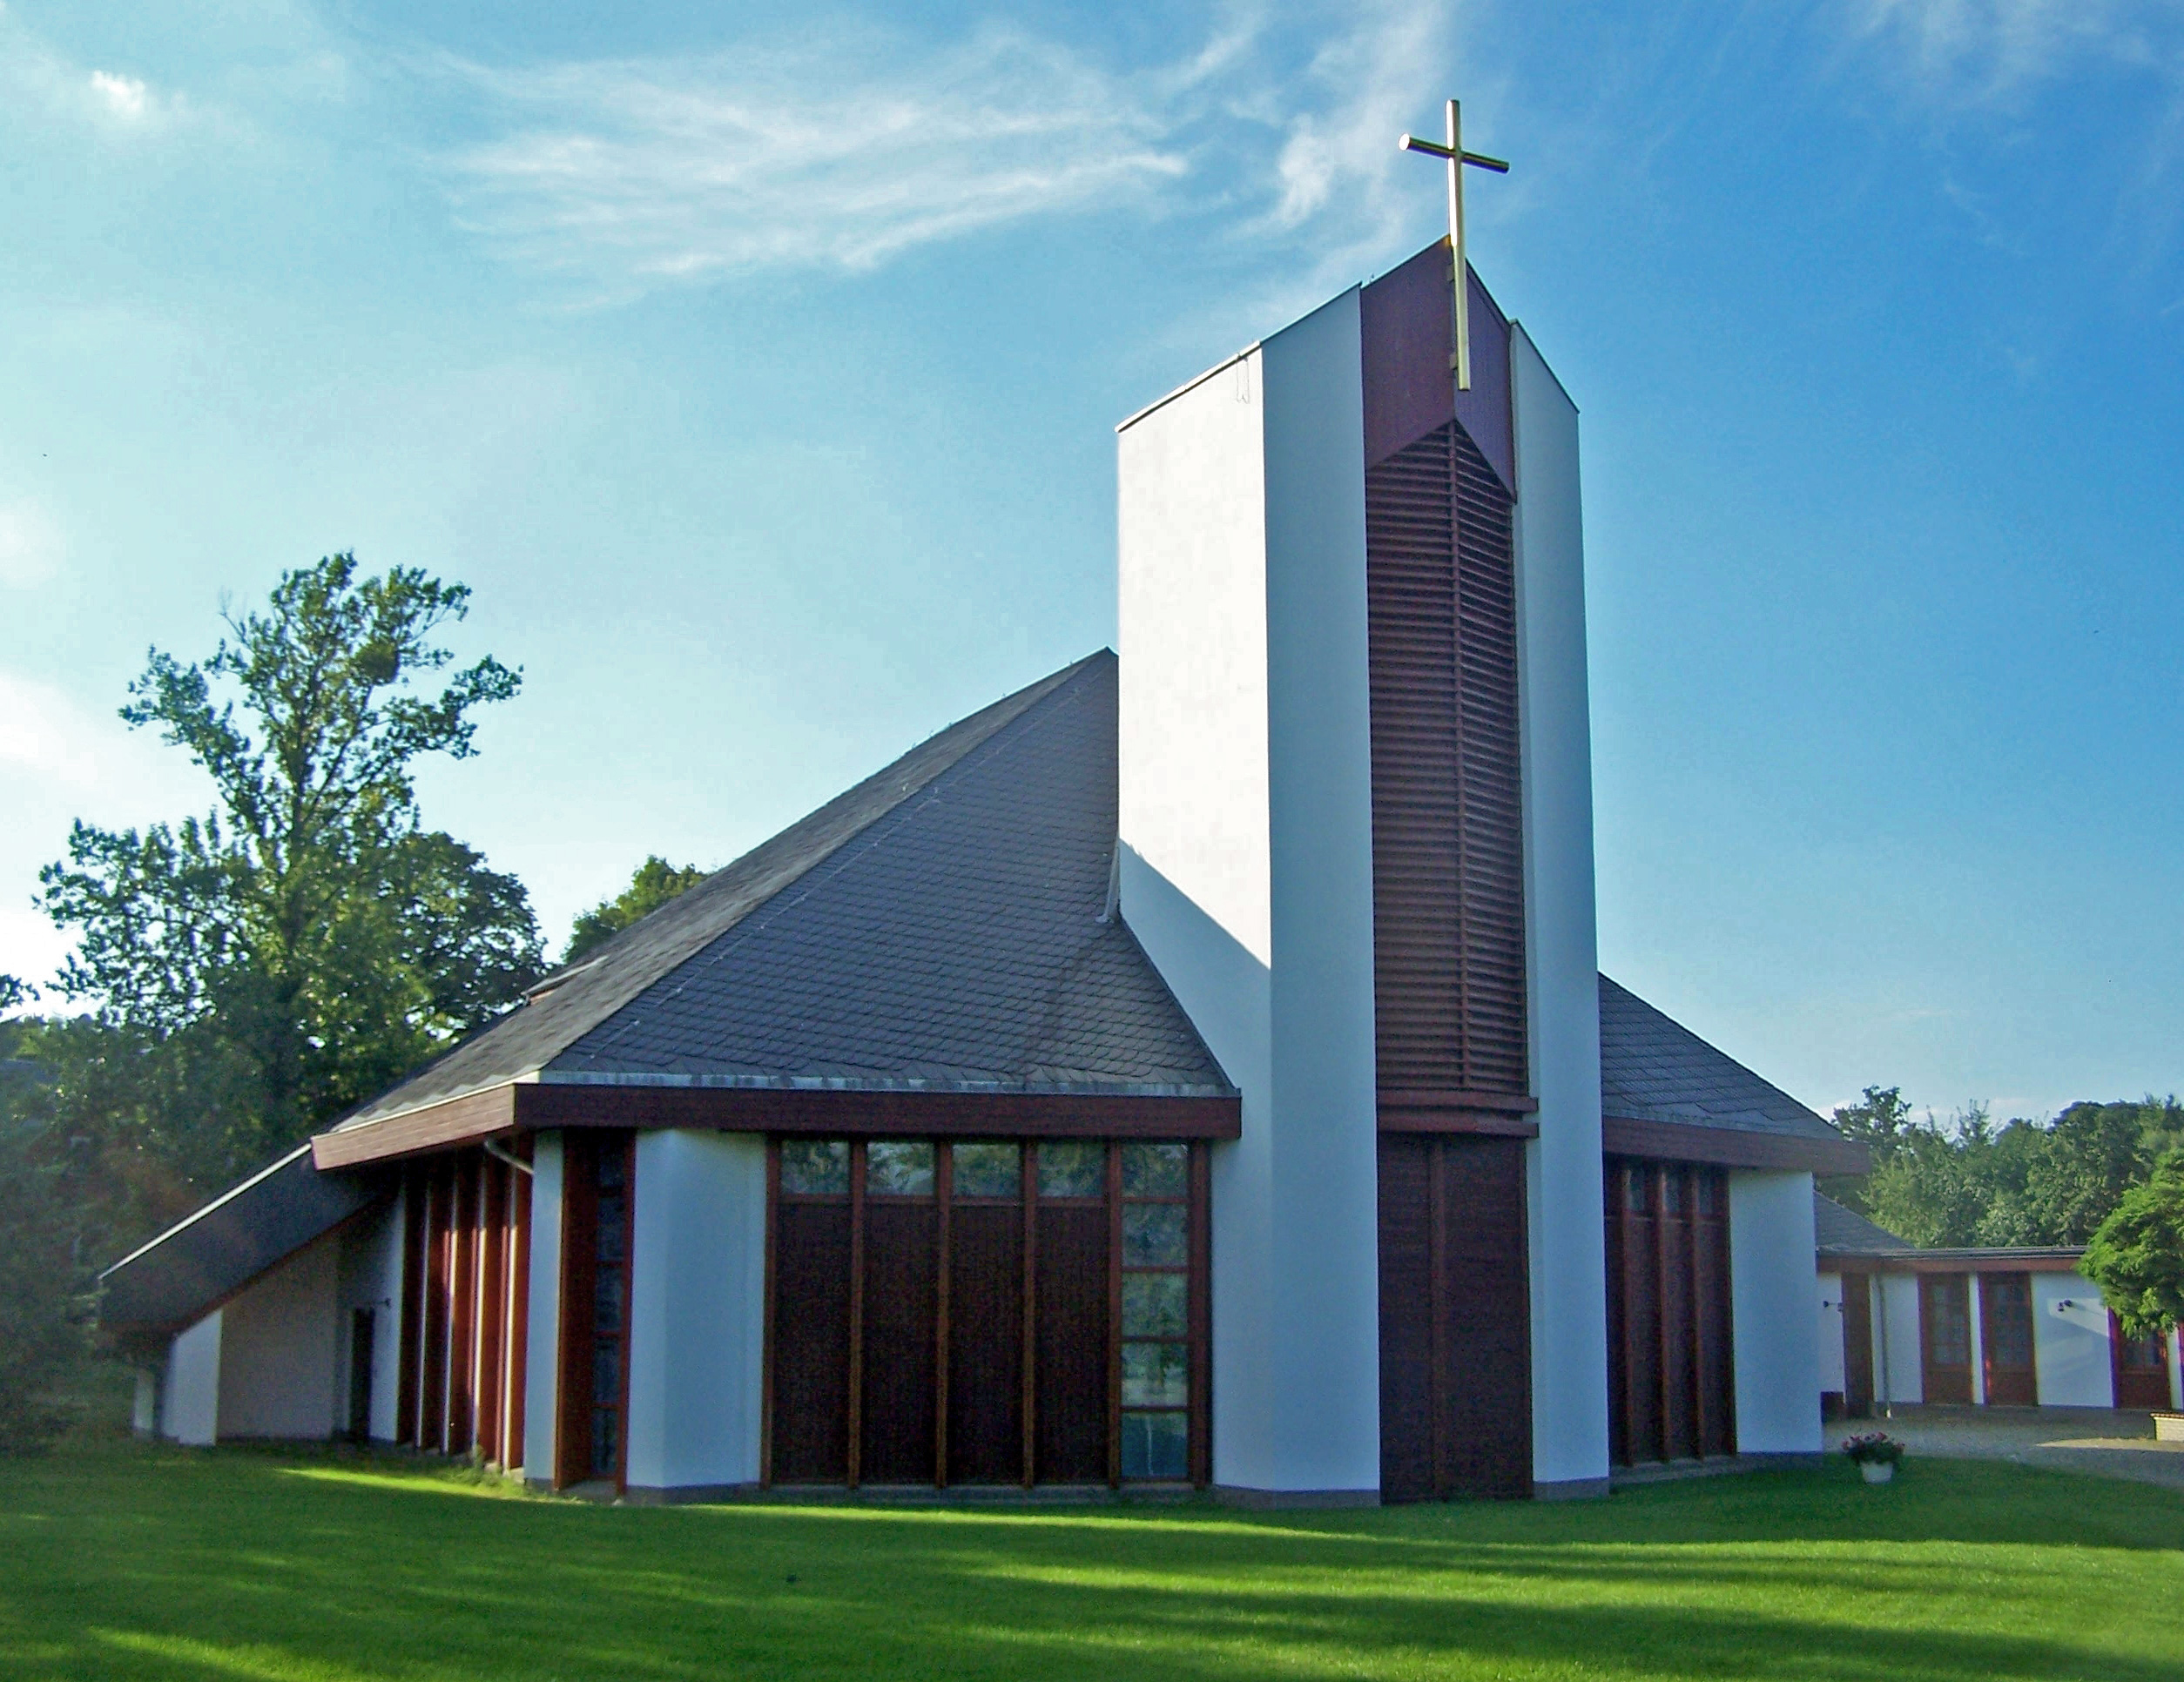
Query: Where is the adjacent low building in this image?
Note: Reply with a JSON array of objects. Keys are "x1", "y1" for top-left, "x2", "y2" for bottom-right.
[{"x1": 1815, "y1": 1193, "x2": 2183, "y2": 1416}]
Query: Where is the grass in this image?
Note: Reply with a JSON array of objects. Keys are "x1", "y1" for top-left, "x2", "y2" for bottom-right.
[{"x1": 2, "y1": 1444, "x2": 2181, "y2": 1680}]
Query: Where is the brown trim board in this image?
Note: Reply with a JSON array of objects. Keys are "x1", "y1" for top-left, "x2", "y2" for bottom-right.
[
  {"x1": 316, "y1": 1082, "x2": 1242, "y2": 1166},
  {"x1": 1602, "y1": 1114, "x2": 1867, "y2": 1176}
]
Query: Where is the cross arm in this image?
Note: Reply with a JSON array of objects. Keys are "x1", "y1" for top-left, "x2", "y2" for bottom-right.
[{"x1": 1397, "y1": 135, "x2": 1509, "y2": 172}]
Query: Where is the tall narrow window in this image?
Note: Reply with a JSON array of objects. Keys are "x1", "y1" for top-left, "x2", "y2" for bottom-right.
[
  {"x1": 1118, "y1": 1142, "x2": 1190, "y2": 1480},
  {"x1": 590, "y1": 1144, "x2": 629, "y2": 1478}
]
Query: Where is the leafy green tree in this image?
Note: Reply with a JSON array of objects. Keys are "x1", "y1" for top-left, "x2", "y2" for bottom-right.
[
  {"x1": 2080, "y1": 1154, "x2": 2184, "y2": 1339},
  {"x1": 564, "y1": 856, "x2": 710, "y2": 965},
  {"x1": 0, "y1": 999, "x2": 91, "y2": 1453},
  {"x1": 1820, "y1": 1086, "x2": 1915, "y2": 1214},
  {"x1": 38, "y1": 554, "x2": 542, "y2": 1194}
]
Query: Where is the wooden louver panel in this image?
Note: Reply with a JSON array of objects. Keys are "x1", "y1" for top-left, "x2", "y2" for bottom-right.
[{"x1": 1365, "y1": 420, "x2": 1527, "y2": 1097}]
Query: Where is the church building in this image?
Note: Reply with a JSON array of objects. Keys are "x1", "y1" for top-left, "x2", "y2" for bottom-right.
[{"x1": 102, "y1": 239, "x2": 1867, "y2": 1503}]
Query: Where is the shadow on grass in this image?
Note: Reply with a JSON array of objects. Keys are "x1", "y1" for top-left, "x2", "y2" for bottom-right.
[{"x1": 4, "y1": 1444, "x2": 2180, "y2": 1681}]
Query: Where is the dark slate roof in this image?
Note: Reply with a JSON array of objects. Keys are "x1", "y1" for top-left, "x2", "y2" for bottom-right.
[
  {"x1": 327, "y1": 651, "x2": 1229, "y2": 1142},
  {"x1": 550, "y1": 650, "x2": 1223, "y2": 1093},
  {"x1": 1598, "y1": 974, "x2": 1842, "y2": 1145},
  {"x1": 1813, "y1": 1192, "x2": 1915, "y2": 1257},
  {"x1": 98, "y1": 1146, "x2": 391, "y2": 1336}
]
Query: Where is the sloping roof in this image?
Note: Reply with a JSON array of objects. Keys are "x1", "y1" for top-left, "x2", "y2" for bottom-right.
[
  {"x1": 1598, "y1": 975, "x2": 1842, "y2": 1145},
  {"x1": 544, "y1": 650, "x2": 1227, "y2": 1095},
  {"x1": 1813, "y1": 1191, "x2": 1915, "y2": 1257},
  {"x1": 323, "y1": 652, "x2": 1229, "y2": 1155},
  {"x1": 98, "y1": 1146, "x2": 389, "y2": 1336}
]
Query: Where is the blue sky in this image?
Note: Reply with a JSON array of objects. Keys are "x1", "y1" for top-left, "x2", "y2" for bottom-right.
[{"x1": 3, "y1": 0, "x2": 2180, "y2": 1123}]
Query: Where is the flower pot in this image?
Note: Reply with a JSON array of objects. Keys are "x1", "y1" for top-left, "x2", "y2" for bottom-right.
[{"x1": 1860, "y1": 1460, "x2": 1895, "y2": 1484}]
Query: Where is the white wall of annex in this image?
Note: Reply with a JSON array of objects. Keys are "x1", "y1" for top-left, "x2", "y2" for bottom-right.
[
  {"x1": 2034, "y1": 1275, "x2": 2115, "y2": 1407},
  {"x1": 1817, "y1": 1272, "x2": 1846, "y2": 1394},
  {"x1": 1728, "y1": 1171, "x2": 1821, "y2": 1452},
  {"x1": 1876, "y1": 1274, "x2": 1922, "y2": 1404},
  {"x1": 1257, "y1": 287, "x2": 1382, "y2": 1494},
  {"x1": 217, "y1": 1232, "x2": 340, "y2": 1440},
  {"x1": 336, "y1": 1192, "x2": 404, "y2": 1441},
  {"x1": 624, "y1": 1130, "x2": 768, "y2": 1493},
  {"x1": 1508, "y1": 322, "x2": 1609, "y2": 1490},
  {"x1": 522, "y1": 1132, "x2": 565, "y2": 1485},
  {"x1": 164, "y1": 1311, "x2": 222, "y2": 1446}
]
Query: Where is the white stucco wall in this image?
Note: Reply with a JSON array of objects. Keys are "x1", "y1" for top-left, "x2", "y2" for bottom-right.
[
  {"x1": 624, "y1": 1130, "x2": 768, "y2": 1494},
  {"x1": 1817, "y1": 1272, "x2": 1846, "y2": 1395},
  {"x1": 1876, "y1": 1273, "x2": 1922, "y2": 1404},
  {"x1": 1508, "y1": 323, "x2": 1609, "y2": 1491},
  {"x1": 1728, "y1": 1171, "x2": 1821, "y2": 1452},
  {"x1": 132, "y1": 1367, "x2": 159, "y2": 1436},
  {"x1": 1117, "y1": 296, "x2": 1383, "y2": 1497},
  {"x1": 164, "y1": 1312, "x2": 221, "y2": 1446},
  {"x1": 522, "y1": 1131, "x2": 565, "y2": 1486},
  {"x1": 217, "y1": 1232, "x2": 340, "y2": 1440},
  {"x1": 1966, "y1": 1273, "x2": 1987, "y2": 1404},
  {"x1": 2035, "y1": 1276, "x2": 2116, "y2": 1407},
  {"x1": 335, "y1": 1192, "x2": 405, "y2": 1441}
]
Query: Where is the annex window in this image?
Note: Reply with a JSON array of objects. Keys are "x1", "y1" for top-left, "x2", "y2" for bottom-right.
[{"x1": 1117, "y1": 1143, "x2": 1190, "y2": 1480}]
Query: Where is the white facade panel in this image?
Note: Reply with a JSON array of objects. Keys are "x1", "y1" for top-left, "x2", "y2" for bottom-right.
[
  {"x1": 1817, "y1": 1272, "x2": 1846, "y2": 1395},
  {"x1": 1118, "y1": 298, "x2": 1381, "y2": 1497},
  {"x1": 1876, "y1": 1273, "x2": 1922, "y2": 1404},
  {"x1": 164, "y1": 1311, "x2": 222, "y2": 1446},
  {"x1": 624, "y1": 1130, "x2": 768, "y2": 1494},
  {"x1": 522, "y1": 1132, "x2": 565, "y2": 1485},
  {"x1": 1257, "y1": 290, "x2": 1383, "y2": 1494},
  {"x1": 1966, "y1": 1274, "x2": 1986, "y2": 1405},
  {"x1": 2034, "y1": 1276, "x2": 2116, "y2": 1408},
  {"x1": 217, "y1": 1233, "x2": 340, "y2": 1440},
  {"x1": 1508, "y1": 323, "x2": 1609, "y2": 1490},
  {"x1": 1728, "y1": 1171, "x2": 1821, "y2": 1452},
  {"x1": 335, "y1": 1191, "x2": 405, "y2": 1441}
]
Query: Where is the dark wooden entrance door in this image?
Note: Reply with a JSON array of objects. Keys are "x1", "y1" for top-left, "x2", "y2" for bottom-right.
[
  {"x1": 1840, "y1": 1274, "x2": 1874, "y2": 1417},
  {"x1": 1980, "y1": 1274, "x2": 2037, "y2": 1405},
  {"x1": 1919, "y1": 1275, "x2": 1972, "y2": 1403},
  {"x1": 1604, "y1": 1160, "x2": 1735, "y2": 1465},
  {"x1": 1377, "y1": 1133, "x2": 1532, "y2": 1501},
  {"x1": 347, "y1": 1309, "x2": 375, "y2": 1439},
  {"x1": 2113, "y1": 1316, "x2": 2173, "y2": 1410}
]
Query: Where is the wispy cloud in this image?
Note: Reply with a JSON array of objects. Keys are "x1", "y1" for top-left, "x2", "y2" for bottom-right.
[
  {"x1": 429, "y1": 3, "x2": 1472, "y2": 299},
  {"x1": 1847, "y1": 0, "x2": 2183, "y2": 103},
  {"x1": 435, "y1": 24, "x2": 1197, "y2": 291}
]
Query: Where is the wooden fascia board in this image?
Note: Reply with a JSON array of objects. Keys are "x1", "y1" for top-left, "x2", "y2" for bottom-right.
[
  {"x1": 313, "y1": 1082, "x2": 1244, "y2": 1163},
  {"x1": 1601, "y1": 1113, "x2": 1870, "y2": 1176},
  {"x1": 1830, "y1": 1252, "x2": 2086, "y2": 1275},
  {"x1": 313, "y1": 1085, "x2": 520, "y2": 1167}
]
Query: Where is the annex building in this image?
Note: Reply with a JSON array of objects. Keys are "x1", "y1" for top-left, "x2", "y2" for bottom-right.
[{"x1": 105, "y1": 242, "x2": 1881, "y2": 1503}]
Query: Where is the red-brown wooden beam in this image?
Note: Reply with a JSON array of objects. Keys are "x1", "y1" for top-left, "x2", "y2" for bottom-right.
[
  {"x1": 313, "y1": 1082, "x2": 1242, "y2": 1167},
  {"x1": 505, "y1": 1149, "x2": 532, "y2": 1474},
  {"x1": 1601, "y1": 1114, "x2": 1868, "y2": 1176}
]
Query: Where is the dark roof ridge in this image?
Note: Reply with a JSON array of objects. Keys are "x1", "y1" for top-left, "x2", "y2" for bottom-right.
[{"x1": 328, "y1": 651, "x2": 1112, "y2": 1134}]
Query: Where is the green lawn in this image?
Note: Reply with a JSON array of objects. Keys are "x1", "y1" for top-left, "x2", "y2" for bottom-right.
[{"x1": 3, "y1": 1445, "x2": 2180, "y2": 1680}]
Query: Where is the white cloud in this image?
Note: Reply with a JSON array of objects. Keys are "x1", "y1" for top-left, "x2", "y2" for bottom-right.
[
  {"x1": 430, "y1": 4, "x2": 1474, "y2": 299},
  {"x1": 0, "y1": 499, "x2": 63, "y2": 588},
  {"x1": 89, "y1": 68, "x2": 148, "y2": 121},
  {"x1": 1846, "y1": 0, "x2": 2184, "y2": 103},
  {"x1": 435, "y1": 24, "x2": 1196, "y2": 289}
]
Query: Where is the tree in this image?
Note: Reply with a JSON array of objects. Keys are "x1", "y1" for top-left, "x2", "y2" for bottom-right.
[
  {"x1": 1820, "y1": 1086, "x2": 1915, "y2": 1214},
  {"x1": 38, "y1": 554, "x2": 542, "y2": 1194},
  {"x1": 0, "y1": 1004, "x2": 90, "y2": 1453},
  {"x1": 564, "y1": 856, "x2": 710, "y2": 965},
  {"x1": 2080, "y1": 1154, "x2": 2184, "y2": 1340}
]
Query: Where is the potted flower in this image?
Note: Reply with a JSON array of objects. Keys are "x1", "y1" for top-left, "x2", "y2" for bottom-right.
[{"x1": 1842, "y1": 1431, "x2": 1905, "y2": 1484}]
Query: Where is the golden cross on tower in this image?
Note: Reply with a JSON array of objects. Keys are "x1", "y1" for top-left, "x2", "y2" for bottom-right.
[{"x1": 1399, "y1": 98, "x2": 1509, "y2": 391}]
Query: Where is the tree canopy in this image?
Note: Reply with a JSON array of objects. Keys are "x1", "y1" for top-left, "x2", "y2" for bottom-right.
[
  {"x1": 564, "y1": 856, "x2": 711, "y2": 965},
  {"x1": 1823, "y1": 1087, "x2": 2184, "y2": 1250},
  {"x1": 2080, "y1": 1155, "x2": 2184, "y2": 1338},
  {"x1": 37, "y1": 553, "x2": 541, "y2": 1195}
]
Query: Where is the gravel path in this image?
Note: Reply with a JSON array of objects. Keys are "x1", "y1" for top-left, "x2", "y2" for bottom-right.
[{"x1": 1853, "y1": 1405, "x2": 2184, "y2": 1492}]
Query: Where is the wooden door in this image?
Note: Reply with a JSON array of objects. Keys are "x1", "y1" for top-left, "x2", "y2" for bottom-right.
[
  {"x1": 2113, "y1": 1316, "x2": 2173, "y2": 1410},
  {"x1": 1920, "y1": 1275, "x2": 1972, "y2": 1404},
  {"x1": 1377, "y1": 1133, "x2": 1532, "y2": 1501},
  {"x1": 1840, "y1": 1274, "x2": 1874, "y2": 1417},
  {"x1": 1979, "y1": 1274, "x2": 2037, "y2": 1405},
  {"x1": 1604, "y1": 1160, "x2": 1734, "y2": 1464}
]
